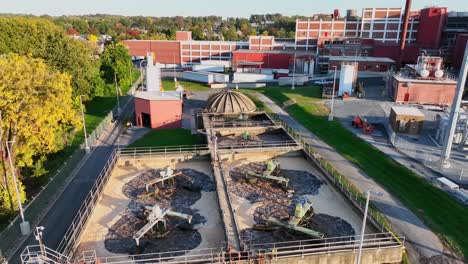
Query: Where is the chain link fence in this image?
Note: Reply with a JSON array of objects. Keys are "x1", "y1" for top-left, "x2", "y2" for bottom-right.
[{"x1": 382, "y1": 111, "x2": 468, "y2": 185}]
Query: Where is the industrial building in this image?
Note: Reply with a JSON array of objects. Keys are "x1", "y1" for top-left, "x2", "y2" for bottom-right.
[
  {"x1": 389, "y1": 106, "x2": 425, "y2": 135},
  {"x1": 134, "y1": 53, "x2": 183, "y2": 129},
  {"x1": 124, "y1": 6, "x2": 468, "y2": 73},
  {"x1": 390, "y1": 56, "x2": 458, "y2": 105},
  {"x1": 441, "y1": 12, "x2": 468, "y2": 66}
]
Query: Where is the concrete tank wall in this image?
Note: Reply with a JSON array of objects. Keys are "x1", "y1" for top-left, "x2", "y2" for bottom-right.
[{"x1": 237, "y1": 246, "x2": 403, "y2": 264}]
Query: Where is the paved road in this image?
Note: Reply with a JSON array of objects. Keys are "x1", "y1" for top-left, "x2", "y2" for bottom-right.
[{"x1": 256, "y1": 93, "x2": 454, "y2": 264}]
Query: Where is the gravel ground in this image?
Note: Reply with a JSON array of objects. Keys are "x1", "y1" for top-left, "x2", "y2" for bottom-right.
[
  {"x1": 229, "y1": 162, "x2": 322, "y2": 203},
  {"x1": 307, "y1": 214, "x2": 355, "y2": 238},
  {"x1": 104, "y1": 169, "x2": 214, "y2": 254}
]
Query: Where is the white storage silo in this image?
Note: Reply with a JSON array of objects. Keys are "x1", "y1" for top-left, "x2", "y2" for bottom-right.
[
  {"x1": 146, "y1": 53, "x2": 162, "y2": 92},
  {"x1": 338, "y1": 64, "x2": 354, "y2": 96}
]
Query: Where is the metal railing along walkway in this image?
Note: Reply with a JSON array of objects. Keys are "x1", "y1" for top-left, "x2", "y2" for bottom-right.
[{"x1": 119, "y1": 145, "x2": 210, "y2": 158}]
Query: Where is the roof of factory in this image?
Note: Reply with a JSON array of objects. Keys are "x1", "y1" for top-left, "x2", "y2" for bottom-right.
[
  {"x1": 329, "y1": 56, "x2": 395, "y2": 63},
  {"x1": 391, "y1": 106, "x2": 425, "y2": 117},
  {"x1": 232, "y1": 49, "x2": 313, "y2": 55},
  {"x1": 135, "y1": 91, "x2": 182, "y2": 101},
  {"x1": 393, "y1": 73, "x2": 458, "y2": 84}
]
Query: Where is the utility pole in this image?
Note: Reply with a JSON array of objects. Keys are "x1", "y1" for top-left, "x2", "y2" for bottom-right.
[
  {"x1": 440, "y1": 42, "x2": 468, "y2": 168},
  {"x1": 328, "y1": 66, "x2": 338, "y2": 121},
  {"x1": 357, "y1": 190, "x2": 383, "y2": 264},
  {"x1": 80, "y1": 95, "x2": 91, "y2": 154},
  {"x1": 5, "y1": 141, "x2": 30, "y2": 235},
  {"x1": 34, "y1": 226, "x2": 46, "y2": 256},
  {"x1": 129, "y1": 63, "x2": 133, "y2": 95},
  {"x1": 139, "y1": 59, "x2": 147, "y2": 91},
  {"x1": 114, "y1": 72, "x2": 121, "y2": 115}
]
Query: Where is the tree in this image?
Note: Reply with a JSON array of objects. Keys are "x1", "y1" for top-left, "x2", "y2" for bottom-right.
[
  {"x1": 88, "y1": 34, "x2": 98, "y2": 41},
  {"x1": 0, "y1": 17, "x2": 105, "y2": 99},
  {"x1": 0, "y1": 53, "x2": 80, "y2": 212},
  {"x1": 71, "y1": 19, "x2": 89, "y2": 34},
  {"x1": 223, "y1": 25, "x2": 238, "y2": 41},
  {"x1": 67, "y1": 28, "x2": 79, "y2": 35},
  {"x1": 128, "y1": 29, "x2": 140, "y2": 37},
  {"x1": 99, "y1": 43, "x2": 133, "y2": 94}
]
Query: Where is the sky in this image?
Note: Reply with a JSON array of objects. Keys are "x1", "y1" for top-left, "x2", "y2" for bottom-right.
[{"x1": 1, "y1": 0, "x2": 468, "y2": 17}]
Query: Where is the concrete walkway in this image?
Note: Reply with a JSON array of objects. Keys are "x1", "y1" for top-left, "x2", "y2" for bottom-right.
[{"x1": 256, "y1": 93, "x2": 454, "y2": 264}]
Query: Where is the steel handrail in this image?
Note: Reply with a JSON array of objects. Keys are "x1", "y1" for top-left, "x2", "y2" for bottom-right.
[
  {"x1": 92, "y1": 233, "x2": 402, "y2": 264},
  {"x1": 247, "y1": 232, "x2": 396, "y2": 248}
]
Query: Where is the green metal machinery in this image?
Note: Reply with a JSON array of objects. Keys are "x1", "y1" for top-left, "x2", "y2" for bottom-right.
[
  {"x1": 247, "y1": 159, "x2": 290, "y2": 187},
  {"x1": 264, "y1": 200, "x2": 324, "y2": 238},
  {"x1": 133, "y1": 204, "x2": 192, "y2": 246}
]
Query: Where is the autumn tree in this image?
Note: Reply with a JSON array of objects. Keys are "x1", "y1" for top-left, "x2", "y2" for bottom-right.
[
  {"x1": 99, "y1": 43, "x2": 133, "y2": 95},
  {"x1": 0, "y1": 17, "x2": 105, "y2": 99},
  {"x1": 0, "y1": 53, "x2": 80, "y2": 212}
]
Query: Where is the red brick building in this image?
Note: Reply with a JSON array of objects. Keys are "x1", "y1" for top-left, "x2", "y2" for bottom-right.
[
  {"x1": 134, "y1": 91, "x2": 183, "y2": 129},
  {"x1": 391, "y1": 74, "x2": 457, "y2": 105},
  {"x1": 123, "y1": 6, "x2": 463, "y2": 73}
]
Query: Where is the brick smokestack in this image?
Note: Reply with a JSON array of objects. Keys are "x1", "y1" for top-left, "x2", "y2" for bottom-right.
[{"x1": 398, "y1": 0, "x2": 412, "y2": 70}]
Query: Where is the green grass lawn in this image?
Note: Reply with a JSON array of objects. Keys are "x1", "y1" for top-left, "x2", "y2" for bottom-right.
[
  {"x1": 128, "y1": 128, "x2": 204, "y2": 148},
  {"x1": 256, "y1": 86, "x2": 467, "y2": 259},
  {"x1": 162, "y1": 79, "x2": 211, "y2": 91}
]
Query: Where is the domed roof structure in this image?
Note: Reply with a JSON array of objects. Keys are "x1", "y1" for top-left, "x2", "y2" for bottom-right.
[{"x1": 205, "y1": 89, "x2": 256, "y2": 114}]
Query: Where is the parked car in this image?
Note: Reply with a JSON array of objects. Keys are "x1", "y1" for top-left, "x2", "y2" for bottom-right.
[{"x1": 314, "y1": 79, "x2": 334, "y2": 85}]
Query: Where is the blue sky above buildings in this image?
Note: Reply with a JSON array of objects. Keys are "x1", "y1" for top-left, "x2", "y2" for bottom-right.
[{"x1": 2, "y1": 0, "x2": 468, "y2": 17}]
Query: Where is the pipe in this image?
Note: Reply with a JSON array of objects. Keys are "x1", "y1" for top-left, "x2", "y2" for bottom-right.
[
  {"x1": 398, "y1": 0, "x2": 412, "y2": 70},
  {"x1": 265, "y1": 217, "x2": 324, "y2": 238}
]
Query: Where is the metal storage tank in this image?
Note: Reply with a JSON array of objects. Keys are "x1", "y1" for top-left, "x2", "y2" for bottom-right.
[
  {"x1": 338, "y1": 64, "x2": 355, "y2": 96},
  {"x1": 146, "y1": 53, "x2": 162, "y2": 92}
]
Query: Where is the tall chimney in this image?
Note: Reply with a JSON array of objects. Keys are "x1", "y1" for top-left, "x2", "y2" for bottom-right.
[{"x1": 398, "y1": 0, "x2": 412, "y2": 70}]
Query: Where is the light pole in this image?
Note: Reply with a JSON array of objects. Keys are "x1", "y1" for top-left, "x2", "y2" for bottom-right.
[
  {"x1": 114, "y1": 72, "x2": 121, "y2": 115},
  {"x1": 5, "y1": 141, "x2": 30, "y2": 235},
  {"x1": 357, "y1": 190, "x2": 383, "y2": 264},
  {"x1": 139, "y1": 59, "x2": 147, "y2": 92},
  {"x1": 328, "y1": 65, "x2": 338, "y2": 121},
  {"x1": 79, "y1": 95, "x2": 91, "y2": 154},
  {"x1": 129, "y1": 63, "x2": 133, "y2": 95},
  {"x1": 34, "y1": 226, "x2": 46, "y2": 256}
]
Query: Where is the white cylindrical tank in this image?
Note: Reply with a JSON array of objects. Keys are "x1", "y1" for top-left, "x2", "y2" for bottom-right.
[
  {"x1": 338, "y1": 64, "x2": 354, "y2": 96},
  {"x1": 419, "y1": 69, "x2": 430, "y2": 78},
  {"x1": 434, "y1": 70, "x2": 444, "y2": 78}
]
